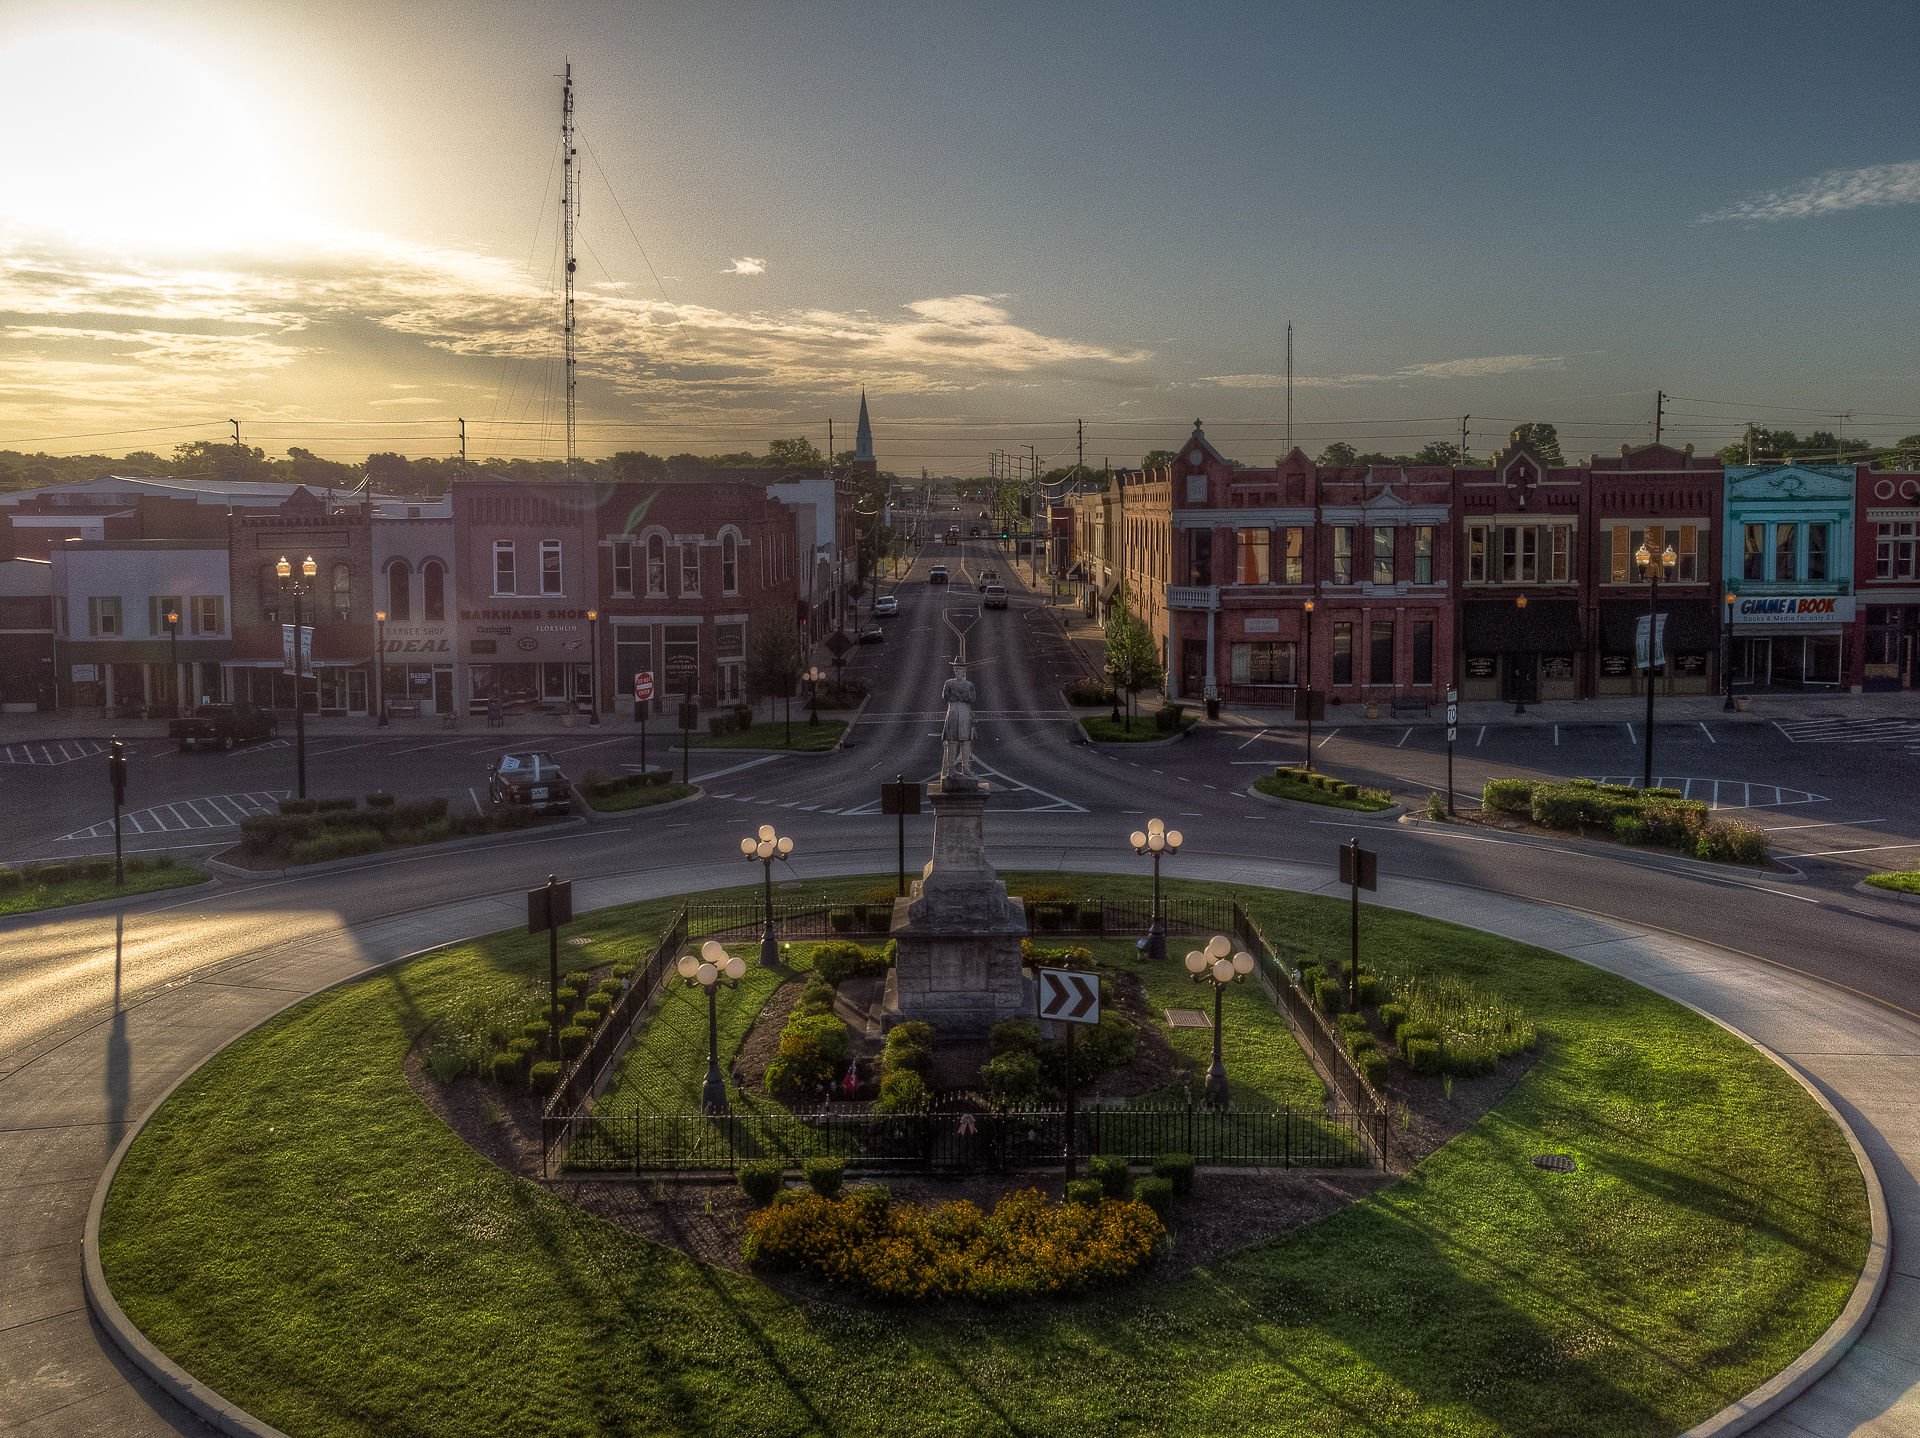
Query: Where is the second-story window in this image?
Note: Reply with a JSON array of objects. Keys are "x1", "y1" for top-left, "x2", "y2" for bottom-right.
[
  {"x1": 612, "y1": 540, "x2": 633, "y2": 597},
  {"x1": 332, "y1": 562, "x2": 352, "y2": 618},
  {"x1": 680, "y1": 539, "x2": 700, "y2": 595},
  {"x1": 1467, "y1": 524, "x2": 1487, "y2": 583},
  {"x1": 89, "y1": 595, "x2": 122, "y2": 635},
  {"x1": 1775, "y1": 523, "x2": 1799, "y2": 581},
  {"x1": 1234, "y1": 528, "x2": 1269, "y2": 584},
  {"x1": 1744, "y1": 524, "x2": 1765, "y2": 581},
  {"x1": 540, "y1": 540, "x2": 563, "y2": 596},
  {"x1": 423, "y1": 561, "x2": 445, "y2": 621},
  {"x1": 1283, "y1": 527, "x2": 1305, "y2": 584},
  {"x1": 193, "y1": 595, "x2": 224, "y2": 634},
  {"x1": 1806, "y1": 523, "x2": 1829, "y2": 582},
  {"x1": 386, "y1": 561, "x2": 410, "y2": 621},
  {"x1": 1187, "y1": 530, "x2": 1211, "y2": 586},
  {"x1": 1372, "y1": 527, "x2": 1394, "y2": 585},
  {"x1": 646, "y1": 535, "x2": 666, "y2": 596},
  {"x1": 493, "y1": 540, "x2": 516, "y2": 595},
  {"x1": 721, "y1": 532, "x2": 739, "y2": 594},
  {"x1": 1332, "y1": 527, "x2": 1353, "y2": 585},
  {"x1": 1414, "y1": 525, "x2": 1433, "y2": 584}
]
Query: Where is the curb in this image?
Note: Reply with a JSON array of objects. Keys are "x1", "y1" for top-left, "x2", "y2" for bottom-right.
[
  {"x1": 78, "y1": 867, "x2": 1894, "y2": 1438},
  {"x1": 202, "y1": 816, "x2": 589, "y2": 881},
  {"x1": 1853, "y1": 878, "x2": 1920, "y2": 904},
  {"x1": 577, "y1": 786, "x2": 705, "y2": 825},
  {"x1": 1243, "y1": 782, "x2": 1403, "y2": 821}
]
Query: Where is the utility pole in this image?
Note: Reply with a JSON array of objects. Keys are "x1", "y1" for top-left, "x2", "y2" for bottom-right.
[
  {"x1": 458, "y1": 417, "x2": 467, "y2": 468},
  {"x1": 1077, "y1": 417, "x2": 1085, "y2": 487},
  {"x1": 561, "y1": 62, "x2": 578, "y2": 481},
  {"x1": 1460, "y1": 415, "x2": 1470, "y2": 466},
  {"x1": 1653, "y1": 390, "x2": 1665, "y2": 446},
  {"x1": 1285, "y1": 323, "x2": 1293, "y2": 454},
  {"x1": 1745, "y1": 423, "x2": 1757, "y2": 465}
]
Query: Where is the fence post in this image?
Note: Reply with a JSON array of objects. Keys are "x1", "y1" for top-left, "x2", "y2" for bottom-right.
[{"x1": 1285, "y1": 1106, "x2": 1293, "y2": 1168}]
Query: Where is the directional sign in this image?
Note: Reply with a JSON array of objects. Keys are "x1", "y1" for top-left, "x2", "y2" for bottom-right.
[
  {"x1": 1039, "y1": 967, "x2": 1100, "y2": 1025},
  {"x1": 825, "y1": 628, "x2": 855, "y2": 658},
  {"x1": 1447, "y1": 727, "x2": 1457, "y2": 742},
  {"x1": 1445, "y1": 699, "x2": 1458, "y2": 724},
  {"x1": 1338, "y1": 842, "x2": 1378, "y2": 891},
  {"x1": 527, "y1": 878, "x2": 573, "y2": 933},
  {"x1": 880, "y1": 779, "x2": 922, "y2": 815},
  {"x1": 633, "y1": 670, "x2": 655, "y2": 703}
]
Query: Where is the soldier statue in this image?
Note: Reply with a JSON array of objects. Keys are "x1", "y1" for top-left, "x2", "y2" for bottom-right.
[{"x1": 940, "y1": 662, "x2": 977, "y2": 779}]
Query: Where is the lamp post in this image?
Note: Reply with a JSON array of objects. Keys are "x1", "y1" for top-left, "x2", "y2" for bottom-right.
[
  {"x1": 676, "y1": 939, "x2": 746, "y2": 1113},
  {"x1": 1129, "y1": 817, "x2": 1183, "y2": 962},
  {"x1": 1513, "y1": 595, "x2": 1529, "y2": 715},
  {"x1": 740, "y1": 824, "x2": 794, "y2": 966},
  {"x1": 1722, "y1": 588, "x2": 1738, "y2": 712},
  {"x1": 1185, "y1": 935, "x2": 1255, "y2": 1109},
  {"x1": 1301, "y1": 599, "x2": 1316, "y2": 771},
  {"x1": 276, "y1": 555, "x2": 317, "y2": 798},
  {"x1": 803, "y1": 664, "x2": 824, "y2": 726},
  {"x1": 587, "y1": 608, "x2": 600, "y2": 726},
  {"x1": 1637, "y1": 540, "x2": 1677, "y2": 789},
  {"x1": 375, "y1": 610, "x2": 388, "y2": 726},
  {"x1": 164, "y1": 608, "x2": 179, "y2": 714}
]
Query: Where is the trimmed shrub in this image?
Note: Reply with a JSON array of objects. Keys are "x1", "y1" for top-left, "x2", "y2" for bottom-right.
[
  {"x1": 1152, "y1": 1153, "x2": 1195, "y2": 1197},
  {"x1": 802, "y1": 1156, "x2": 845, "y2": 1199},
  {"x1": 765, "y1": 1053, "x2": 835, "y2": 1107},
  {"x1": 813, "y1": 940, "x2": 888, "y2": 987},
  {"x1": 558, "y1": 1024, "x2": 591, "y2": 1058},
  {"x1": 875, "y1": 1070, "x2": 927, "y2": 1113},
  {"x1": 783, "y1": 1012, "x2": 852, "y2": 1069},
  {"x1": 489, "y1": 1050, "x2": 521, "y2": 1083},
  {"x1": 1063, "y1": 678, "x2": 1116, "y2": 706},
  {"x1": 313, "y1": 796, "x2": 357, "y2": 813},
  {"x1": 1355, "y1": 1048, "x2": 1389, "y2": 1090},
  {"x1": 1613, "y1": 814, "x2": 1648, "y2": 845},
  {"x1": 1086, "y1": 1153, "x2": 1130, "y2": 1199},
  {"x1": 1598, "y1": 783, "x2": 1640, "y2": 799},
  {"x1": 1697, "y1": 818, "x2": 1769, "y2": 864},
  {"x1": 1567, "y1": 777, "x2": 1598, "y2": 790},
  {"x1": 1154, "y1": 701, "x2": 1185, "y2": 733},
  {"x1": 1378, "y1": 1001, "x2": 1408, "y2": 1033},
  {"x1": 1313, "y1": 977, "x2": 1343, "y2": 1014},
  {"x1": 797, "y1": 977, "x2": 837, "y2": 1016},
  {"x1": 521, "y1": 1019, "x2": 550, "y2": 1044},
  {"x1": 1358, "y1": 975, "x2": 1389, "y2": 1006},
  {"x1": 288, "y1": 827, "x2": 384, "y2": 865},
  {"x1": 1344, "y1": 1030, "x2": 1377, "y2": 1061},
  {"x1": 738, "y1": 1160, "x2": 785, "y2": 1205},
  {"x1": 365, "y1": 792, "x2": 396, "y2": 809},
  {"x1": 1395, "y1": 1019, "x2": 1438, "y2": 1051},
  {"x1": 506, "y1": 1036, "x2": 538, "y2": 1063},
  {"x1": 1336, "y1": 1011, "x2": 1369, "y2": 1034},
  {"x1": 1644, "y1": 786, "x2": 1684, "y2": 800},
  {"x1": 1133, "y1": 1175, "x2": 1175, "y2": 1221},
  {"x1": 583, "y1": 994, "x2": 612, "y2": 1021},
  {"x1": 990, "y1": 1018, "x2": 1043, "y2": 1056},
  {"x1": 1425, "y1": 790, "x2": 1448, "y2": 821},
  {"x1": 1642, "y1": 799, "x2": 1708, "y2": 849},
  {"x1": 980, "y1": 1048, "x2": 1046, "y2": 1108},
  {"x1": 1482, "y1": 777, "x2": 1535, "y2": 815},
  {"x1": 278, "y1": 797, "x2": 318, "y2": 816},
  {"x1": 1065, "y1": 1178, "x2": 1104, "y2": 1207},
  {"x1": 528, "y1": 1061, "x2": 561, "y2": 1094},
  {"x1": 1404, "y1": 1038, "x2": 1441, "y2": 1074}
]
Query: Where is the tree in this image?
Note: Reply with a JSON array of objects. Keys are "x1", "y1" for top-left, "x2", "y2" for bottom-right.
[
  {"x1": 1410, "y1": 441, "x2": 1467, "y2": 466},
  {"x1": 1508, "y1": 422, "x2": 1563, "y2": 464},
  {"x1": 1104, "y1": 590, "x2": 1163, "y2": 731},
  {"x1": 1140, "y1": 449, "x2": 1176, "y2": 472},
  {"x1": 172, "y1": 439, "x2": 268, "y2": 483},
  {"x1": 609, "y1": 451, "x2": 668, "y2": 483},
  {"x1": 766, "y1": 436, "x2": 825, "y2": 470},
  {"x1": 1889, "y1": 435, "x2": 1920, "y2": 470},
  {"x1": 745, "y1": 621, "x2": 807, "y2": 725},
  {"x1": 1315, "y1": 442, "x2": 1357, "y2": 467}
]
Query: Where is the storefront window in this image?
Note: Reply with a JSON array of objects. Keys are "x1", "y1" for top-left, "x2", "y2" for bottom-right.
[
  {"x1": 1412, "y1": 619, "x2": 1433, "y2": 685},
  {"x1": 1235, "y1": 528, "x2": 1269, "y2": 584},
  {"x1": 1370, "y1": 620, "x2": 1394, "y2": 684},
  {"x1": 470, "y1": 663, "x2": 537, "y2": 705},
  {"x1": 615, "y1": 628, "x2": 652, "y2": 702},
  {"x1": 664, "y1": 624, "x2": 699, "y2": 695},
  {"x1": 1230, "y1": 641, "x2": 1295, "y2": 685}
]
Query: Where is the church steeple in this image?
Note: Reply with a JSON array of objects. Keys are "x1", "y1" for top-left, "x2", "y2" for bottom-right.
[{"x1": 853, "y1": 388, "x2": 875, "y2": 469}]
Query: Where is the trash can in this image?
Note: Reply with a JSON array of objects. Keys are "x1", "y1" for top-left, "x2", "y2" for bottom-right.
[{"x1": 1205, "y1": 697, "x2": 1221, "y2": 721}]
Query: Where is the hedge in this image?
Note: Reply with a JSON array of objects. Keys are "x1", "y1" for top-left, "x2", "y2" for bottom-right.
[{"x1": 1480, "y1": 778, "x2": 1749, "y2": 860}]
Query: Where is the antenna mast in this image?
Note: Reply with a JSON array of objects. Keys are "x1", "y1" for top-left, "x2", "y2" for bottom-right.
[
  {"x1": 1285, "y1": 323, "x2": 1293, "y2": 453},
  {"x1": 561, "y1": 61, "x2": 578, "y2": 479}
]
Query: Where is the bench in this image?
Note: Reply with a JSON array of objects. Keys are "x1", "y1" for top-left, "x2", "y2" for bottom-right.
[
  {"x1": 1388, "y1": 696, "x2": 1432, "y2": 720},
  {"x1": 385, "y1": 699, "x2": 422, "y2": 718}
]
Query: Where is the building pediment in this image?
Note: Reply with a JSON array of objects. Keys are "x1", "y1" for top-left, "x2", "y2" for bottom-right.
[{"x1": 1726, "y1": 465, "x2": 1854, "y2": 502}]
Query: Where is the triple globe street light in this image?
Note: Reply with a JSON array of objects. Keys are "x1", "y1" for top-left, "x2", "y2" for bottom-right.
[
  {"x1": 275, "y1": 555, "x2": 317, "y2": 798},
  {"x1": 676, "y1": 939, "x2": 747, "y2": 1114},
  {"x1": 1636, "y1": 539, "x2": 1678, "y2": 790},
  {"x1": 1185, "y1": 935, "x2": 1255, "y2": 1109},
  {"x1": 741, "y1": 824, "x2": 795, "y2": 966},
  {"x1": 1129, "y1": 817, "x2": 1182, "y2": 962}
]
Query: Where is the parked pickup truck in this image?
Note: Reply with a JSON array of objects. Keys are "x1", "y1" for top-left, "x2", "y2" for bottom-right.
[{"x1": 168, "y1": 704, "x2": 278, "y2": 752}]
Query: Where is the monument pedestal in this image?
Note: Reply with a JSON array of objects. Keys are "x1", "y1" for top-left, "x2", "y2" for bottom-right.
[{"x1": 883, "y1": 778, "x2": 1033, "y2": 1033}]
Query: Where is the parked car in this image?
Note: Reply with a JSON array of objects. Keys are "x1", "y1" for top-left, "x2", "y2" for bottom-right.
[
  {"x1": 928, "y1": 565, "x2": 950, "y2": 584},
  {"x1": 857, "y1": 625, "x2": 886, "y2": 644},
  {"x1": 983, "y1": 584, "x2": 1009, "y2": 609},
  {"x1": 487, "y1": 751, "x2": 574, "y2": 814},
  {"x1": 873, "y1": 594, "x2": 900, "y2": 616},
  {"x1": 168, "y1": 703, "x2": 277, "y2": 752}
]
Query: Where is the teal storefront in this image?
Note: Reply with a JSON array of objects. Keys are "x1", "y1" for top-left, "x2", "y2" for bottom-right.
[{"x1": 1723, "y1": 465, "x2": 1856, "y2": 691}]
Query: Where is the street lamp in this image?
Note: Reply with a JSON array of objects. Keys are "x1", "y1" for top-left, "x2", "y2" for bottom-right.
[
  {"x1": 1301, "y1": 599, "x2": 1316, "y2": 771},
  {"x1": 276, "y1": 555, "x2": 317, "y2": 798},
  {"x1": 1722, "y1": 588, "x2": 1738, "y2": 712},
  {"x1": 740, "y1": 823, "x2": 795, "y2": 966},
  {"x1": 676, "y1": 939, "x2": 746, "y2": 1113},
  {"x1": 1185, "y1": 935, "x2": 1255, "y2": 1109},
  {"x1": 1129, "y1": 818, "x2": 1183, "y2": 962},
  {"x1": 587, "y1": 608, "x2": 600, "y2": 726},
  {"x1": 1636, "y1": 540, "x2": 1678, "y2": 789},
  {"x1": 1513, "y1": 595, "x2": 1529, "y2": 715},
  {"x1": 375, "y1": 610, "x2": 388, "y2": 726},
  {"x1": 164, "y1": 608, "x2": 179, "y2": 714},
  {"x1": 803, "y1": 664, "x2": 825, "y2": 726}
]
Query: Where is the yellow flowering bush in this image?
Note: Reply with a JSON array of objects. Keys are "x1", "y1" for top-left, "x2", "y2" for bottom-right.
[{"x1": 741, "y1": 1186, "x2": 1164, "y2": 1301}]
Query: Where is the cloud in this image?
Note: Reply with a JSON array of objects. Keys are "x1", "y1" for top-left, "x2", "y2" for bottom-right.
[
  {"x1": 1201, "y1": 353, "x2": 1562, "y2": 389},
  {"x1": 1699, "y1": 160, "x2": 1920, "y2": 223},
  {"x1": 722, "y1": 256, "x2": 767, "y2": 276}
]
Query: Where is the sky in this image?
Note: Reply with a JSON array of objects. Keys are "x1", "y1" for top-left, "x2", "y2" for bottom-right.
[{"x1": 0, "y1": 0, "x2": 1916, "y2": 474}]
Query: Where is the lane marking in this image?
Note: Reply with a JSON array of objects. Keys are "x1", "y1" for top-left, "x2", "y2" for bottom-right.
[
  {"x1": 1759, "y1": 819, "x2": 1887, "y2": 832},
  {"x1": 1237, "y1": 728, "x2": 1270, "y2": 751},
  {"x1": 1700, "y1": 722, "x2": 1716, "y2": 744},
  {"x1": 1790, "y1": 843, "x2": 1920, "y2": 859},
  {"x1": 1317, "y1": 729, "x2": 1339, "y2": 749},
  {"x1": 1625, "y1": 723, "x2": 1636, "y2": 745}
]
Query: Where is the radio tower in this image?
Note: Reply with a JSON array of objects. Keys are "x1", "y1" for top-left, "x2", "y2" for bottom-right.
[{"x1": 561, "y1": 62, "x2": 578, "y2": 479}]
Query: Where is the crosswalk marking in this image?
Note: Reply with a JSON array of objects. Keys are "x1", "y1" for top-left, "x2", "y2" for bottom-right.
[
  {"x1": 0, "y1": 739, "x2": 107, "y2": 766},
  {"x1": 1583, "y1": 776, "x2": 1827, "y2": 810},
  {"x1": 60, "y1": 789, "x2": 289, "y2": 840},
  {"x1": 1772, "y1": 717, "x2": 1920, "y2": 745}
]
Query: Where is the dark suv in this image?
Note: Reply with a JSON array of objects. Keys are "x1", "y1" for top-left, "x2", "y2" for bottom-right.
[{"x1": 487, "y1": 751, "x2": 574, "y2": 814}]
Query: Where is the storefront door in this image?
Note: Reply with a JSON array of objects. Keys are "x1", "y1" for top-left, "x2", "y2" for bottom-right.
[
  {"x1": 1181, "y1": 639, "x2": 1207, "y2": 701},
  {"x1": 1501, "y1": 653, "x2": 1537, "y2": 705},
  {"x1": 1737, "y1": 637, "x2": 1771, "y2": 688},
  {"x1": 433, "y1": 668, "x2": 453, "y2": 714}
]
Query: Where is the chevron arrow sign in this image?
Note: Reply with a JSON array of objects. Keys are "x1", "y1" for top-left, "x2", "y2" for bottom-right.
[{"x1": 1038, "y1": 967, "x2": 1100, "y2": 1025}]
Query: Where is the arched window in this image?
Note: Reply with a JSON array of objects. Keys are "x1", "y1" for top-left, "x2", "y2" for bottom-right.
[
  {"x1": 721, "y1": 531, "x2": 739, "y2": 594},
  {"x1": 645, "y1": 534, "x2": 666, "y2": 596},
  {"x1": 422, "y1": 561, "x2": 445, "y2": 622},
  {"x1": 331, "y1": 562, "x2": 352, "y2": 618},
  {"x1": 386, "y1": 560, "x2": 411, "y2": 621}
]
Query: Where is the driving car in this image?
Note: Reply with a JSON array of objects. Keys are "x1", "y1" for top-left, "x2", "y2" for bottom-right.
[
  {"x1": 928, "y1": 565, "x2": 949, "y2": 584},
  {"x1": 487, "y1": 751, "x2": 574, "y2": 815},
  {"x1": 873, "y1": 594, "x2": 899, "y2": 616},
  {"x1": 983, "y1": 584, "x2": 1008, "y2": 609},
  {"x1": 980, "y1": 567, "x2": 996, "y2": 581},
  {"x1": 857, "y1": 624, "x2": 886, "y2": 644}
]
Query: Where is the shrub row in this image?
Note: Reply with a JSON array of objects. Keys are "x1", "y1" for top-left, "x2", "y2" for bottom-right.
[
  {"x1": 766, "y1": 967, "x2": 855, "y2": 1107},
  {"x1": 812, "y1": 939, "x2": 891, "y2": 987},
  {"x1": 1481, "y1": 777, "x2": 1765, "y2": 863},
  {"x1": 578, "y1": 769, "x2": 675, "y2": 798},
  {"x1": 485, "y1": 967, "x2": 619, "y2": 1087},
  {"x1": 0, "y1": 854, "x2": 182, "y2": 889},
  {"x1": 741, "y1": 1186, "x2": 1165, "y2": 1301},
  {"x1": 240, "y1": 796, "x2": 538, "y2": 861},
  {"x1": 875, "y1": 1020, "x2": 934, "y2": 1113},
  {"x1": 1272, "y1": 768, "x2": 1388, "y2": 804},
  {"x1": 1062, "y1": 678, "x2": 1116, "y2": 706},
  {"x1": 705, "y1": 705, "x2": 757, "y2": 736}
]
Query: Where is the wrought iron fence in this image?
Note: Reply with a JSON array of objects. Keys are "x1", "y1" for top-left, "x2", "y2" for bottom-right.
[
  {"x1": 543, "y1": 905, "x2": 687, "y2": 1120},
  {"x1": 680, "y1": 895, "x2": 1244, "y2": 943},
  {"x1": 546, "y1": 1103, "x2": 1381, "y2": 1177}
]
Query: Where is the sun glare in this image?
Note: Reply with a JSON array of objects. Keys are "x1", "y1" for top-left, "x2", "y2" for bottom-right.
[{"x1": 0, "y1": 28, "x2": 298, "y2": 252}]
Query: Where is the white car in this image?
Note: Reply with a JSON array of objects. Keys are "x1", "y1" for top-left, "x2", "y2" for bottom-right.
[{"x1": 873, "y1": 594, "x2": 900, "y2": 616}]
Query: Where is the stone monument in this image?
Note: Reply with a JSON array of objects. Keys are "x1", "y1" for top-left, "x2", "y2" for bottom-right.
[{"x1": 883, "y1": 660, "x2": 1034, "y2": 1032}]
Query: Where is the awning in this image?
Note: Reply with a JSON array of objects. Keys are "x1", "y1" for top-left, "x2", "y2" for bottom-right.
[
  {"x1": 1600, "y1": 599, "x2": 1721, "y2": 651},
  {"x1": 1097, "y1": 574, "x2": 1121, "y2": 600},
  {"x1": 1462, "y1": 598, "x2": 1581, "y2": 653}
]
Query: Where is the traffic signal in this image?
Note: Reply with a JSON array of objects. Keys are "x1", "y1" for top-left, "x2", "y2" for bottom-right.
[{"x1": 108, "y1": 737, "x2": 127, "y2": 805}]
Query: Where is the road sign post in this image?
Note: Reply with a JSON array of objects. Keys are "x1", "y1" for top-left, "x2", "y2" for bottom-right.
[
  {"x1": 880, "y1": 776, "x2": 922, "y2": 896},
  {"x1": 108, "y1": 736, "x2": 127, "y2": 888},
  {"x1": 528, "y1": 874, "x2": 574, "y2": 1066},
  {"x1": 665, "y1": 655, "x2": 698, "y2": 785},
  {"x1": 1445, "y1": 688, "x2": 1458, "y2": 816},
  {"x1": 633, "y1": 671, "x2": 654, "y2": 774},
  {"x1": 1038, "y1": 966, "x2": 1100, "y2": 1190},
  {"x1": 1338, "y1": 839, "x2": 1378, "y2": 1008}
]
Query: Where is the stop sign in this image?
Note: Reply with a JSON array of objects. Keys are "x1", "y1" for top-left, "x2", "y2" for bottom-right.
[{"x1": 633, "y1": 670, "x2": 655, "y2": 703}]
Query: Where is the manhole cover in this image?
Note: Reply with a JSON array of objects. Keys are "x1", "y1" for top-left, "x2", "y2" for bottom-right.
[
  {"x1": 1532, "y1": 1154, "x2": 1576, "y2": 1173},
  {"x1": 1165, "y1": 1008, "x2": 1212, "y2": 1029},
  {"x1": 567, "y1": 936, "x2": 592, "y2": 947}
]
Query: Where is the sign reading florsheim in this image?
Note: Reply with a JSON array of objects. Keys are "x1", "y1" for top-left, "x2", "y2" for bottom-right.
[{"x1": 1038, "y1": 966, "x2": 1100, "y2": 1024}]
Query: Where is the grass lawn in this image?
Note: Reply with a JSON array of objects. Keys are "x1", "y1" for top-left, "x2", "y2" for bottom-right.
[
  {"x1": 0, "y1": 857, "x2": 208, "y2": 915},
  {"x1": 1254, "y1": 767, "x2": 1395, "y2": 812},
  {"x1": 684, "y1": 720, "x2": 845, "y2": 752},
  {"x1": 1078, "y1": 713, "x2": 1195, "y2": 743},
  {"x1": 581, "y1": 780, "x2": 698, "y2": 814},
  {"x1": 1864, "y1": 870, "x2": 1920, "y2": 894},
  {"x1": 101, "y1": 872, "x2": 1869, "y2": 1438}
]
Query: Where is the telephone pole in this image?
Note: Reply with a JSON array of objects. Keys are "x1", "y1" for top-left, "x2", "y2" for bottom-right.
[
  {"x1": 1654, "y1": 390, "x2": 1665, "y2": 446},
  {"x1": 1077, "y1": 418, "x2": 1085, "y2": 487},
  {"x1": 457, "y1": 417, "x2": 467, "y2": 467},
  {"x1": 1460, "y1": 416, "x2": 1470, "y2": 466},
  {"x1": 1285, "y1": 323, "x2": 1293, "y2": 454},
  {"x1": 560, "y1": 62, "x2": 579, "y2": 481}
]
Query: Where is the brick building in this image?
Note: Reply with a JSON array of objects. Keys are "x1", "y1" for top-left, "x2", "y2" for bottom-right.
[
  {"x1": 1853, "y1": 466, "x2": 1920, "y2": 690},
  {"x1": 226, "y1": 492, "x2": 376, "y2": 714}
]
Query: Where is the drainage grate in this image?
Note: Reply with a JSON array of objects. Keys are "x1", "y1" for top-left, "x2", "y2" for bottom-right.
[
  {"x1": 567, "y1": 936, "x2": 593, "y2": 946},
  {"x1": 1164, "y1": 1008, "x2": 1212, "y2": 1029},
  {"x1": 1532, "y1": 1154, "x2": 1577, "y2": 1173}
]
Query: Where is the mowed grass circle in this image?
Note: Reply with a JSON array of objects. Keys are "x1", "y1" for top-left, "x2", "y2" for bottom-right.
[{"x1": 100, "y1": 875, "x2": 1869, "y2": 1438}]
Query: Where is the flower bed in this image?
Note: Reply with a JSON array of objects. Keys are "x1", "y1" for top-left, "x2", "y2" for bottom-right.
[
  {"x1": 1255, "y1": 767, "x2": 1393, "y2": 812},
  {"x1": 1481, "y1": 777, "x2": 1768, "y2": 863},
  {"x1": 741, "y1": 1186, "x2": 1165, "y2": 1300}
]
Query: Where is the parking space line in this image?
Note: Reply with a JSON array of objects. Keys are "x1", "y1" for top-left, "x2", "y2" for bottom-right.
[
  {"x1": 1476, "y1": 726, "x2": 1486, "y2": 747},
  {"x1": 161, "y1": 803, "x2": 191, "y2": 829},
  {"x1": 1625, "y1": 723, "x2": 1635, "y2": 745},
  {"x1": 1317, "y1": 729, "x2": 1339, "y2": 749},
  {"x1": 1396, "y1": 728, "x2": 1413, "y2": 748},
  {"x1": 1681, "y1": 779, "x2": 1693, "y2": 799},
  {"x1": 1760, "y1": 819, "x2": 1887, "y2": 832},
  {"x1": 1700, "y1": 722, "x2": 1716, "y2": 744},
  {"x1": 1237, "y1": 729, "x2": 1269, "y2": 750},
  {"x1": 1791, "y1": 843, "x2": 1920, "y2": 859}
]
